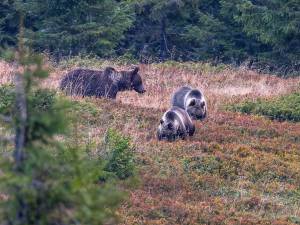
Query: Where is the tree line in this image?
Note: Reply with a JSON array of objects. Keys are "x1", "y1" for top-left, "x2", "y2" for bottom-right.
[{"x1": 1, "y1": 0, "x2": 299, "y2": 75}]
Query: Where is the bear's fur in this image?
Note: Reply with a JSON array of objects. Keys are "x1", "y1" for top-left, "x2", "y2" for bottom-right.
[
  {"x1": 157, "y1": 106, "x2": 195, "y2": 141},
  {"x1": 171, "y1": 86, "x2": 207, "y2": 120},
  {"x1": 60, "y1": 66, "x2": 145, "y2": 99}
]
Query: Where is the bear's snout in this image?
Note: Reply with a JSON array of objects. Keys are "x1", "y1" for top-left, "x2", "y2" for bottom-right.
[{"x1": 135, "y1": 85, "x2": 146, "y2": 94}]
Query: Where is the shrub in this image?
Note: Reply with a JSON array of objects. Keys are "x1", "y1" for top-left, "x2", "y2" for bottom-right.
[
  {"x1": 0, "y1": 145, "x2": 124, "y2": 225},
  {"x1": 228, "y1": 92, "x2": 300, "y2": 122},
  {"x1": 0, "y1": 84, "x2": 15, "y2": 115},
  {"x1": 104, "y1": 129, "x2": 136, "y2": 180},
  {"x1": 0, "y1": 48, "x2": 127, "y2": 224},
  {"x1": 0, "y1": 86, "x2": 125, "y2": 224},
  {"x1": 0, "y1": 85, "x2": 68, "y2": 143}
]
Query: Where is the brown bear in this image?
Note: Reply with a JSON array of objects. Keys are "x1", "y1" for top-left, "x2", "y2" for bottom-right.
[
  {"x1": 157, "y1": 106, "x2": 195, "y2": 141},
  {"x1": 60, "y1": 66, "x2": 145, "y2": 99},
  {"x1": 171, "y1": 86, "x2": 207, "y2": 120}
]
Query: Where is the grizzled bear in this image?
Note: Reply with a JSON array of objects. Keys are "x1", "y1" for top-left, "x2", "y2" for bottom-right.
[
  {"x1": 60, "y1": 66, "x2": 145, "y2": 99},
  {"x1": 171, "y1": 86, "x2": 207, "y2": 120},
  {"x1": 157, "y1": 106, "x2": 195, "y2": 141}
]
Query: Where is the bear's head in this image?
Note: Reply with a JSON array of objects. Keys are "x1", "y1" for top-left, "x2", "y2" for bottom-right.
[
  {"x1": 157, "y1": 112, "x2": 179, "y2": 141},
  {"x1": 186, "y1": 98, "x2": 207, "y2": 120},
  {"x1": 130, "y1": 67, "x2": 146, "y2": 94}
]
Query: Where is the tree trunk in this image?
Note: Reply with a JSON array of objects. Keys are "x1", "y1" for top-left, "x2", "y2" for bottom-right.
[
  {"x1": 14, "y1": 72, "x2": 27, "y2": 170},
  {"x1": 14, "y1": 13, "x2": 27, "y2": 170},
  {"x1": 159, "y1": 17, "x2": 168, "y2": 61}
]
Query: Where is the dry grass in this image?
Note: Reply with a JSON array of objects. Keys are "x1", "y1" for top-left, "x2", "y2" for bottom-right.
[
  {"x1": 1, "y1": 59, "x2": 300, "y2": 224},
  {"x1": 2, "y1": 60, "x2": 299, "y2": 112},
  {"x1": 0, "y1": 61, "x2": 15, "y2": 84}
]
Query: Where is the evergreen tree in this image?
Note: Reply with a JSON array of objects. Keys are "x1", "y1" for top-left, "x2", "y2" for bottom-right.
[
  {"x1": 0, "y1": 0, "x2": 134, "y2": 59},
  {"x1": 122, "y1": 0, "x2": 227, "y2": 61},
  {"x1": 0, "y1": 0, "x2": 299, "y2": 75},
  {"x1": 0, "y1": 0, "x2": 19, "y2": 46},
  {"x1": 235, "y1": 0, "x2": 300, "y2": 66},
  {"x1": 0, "y1": 23, "x2": 127, "y2": 224}
]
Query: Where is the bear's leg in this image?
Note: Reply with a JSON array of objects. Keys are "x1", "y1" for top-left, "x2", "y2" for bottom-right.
[
  {"x1": 181, "y1": 131, "x2": 187, "y2": 140},
  {"x1": 189, "y1": 125, "x2": 195, "y2": 136}
]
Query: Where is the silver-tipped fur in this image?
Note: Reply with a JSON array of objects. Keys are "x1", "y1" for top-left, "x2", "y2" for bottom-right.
[
  {"x1": 171, "y1": 86, "x2": 207, "y2": 120},
  {"x1": 157, "y1": 106, "x2": 195, "y2": 141}
]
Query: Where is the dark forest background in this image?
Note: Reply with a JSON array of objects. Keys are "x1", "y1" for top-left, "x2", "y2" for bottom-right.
[{"x1": 1, "y1": 0, "x2": 299, "y2": 75}]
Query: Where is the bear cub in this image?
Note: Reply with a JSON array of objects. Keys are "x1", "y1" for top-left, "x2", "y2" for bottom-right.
[
  {"x1": 157, "y1": 106, "x2": 195, "y2": 141},
  {"x1": 171, "y1": 86, "x2": 207, "y2": 120}
]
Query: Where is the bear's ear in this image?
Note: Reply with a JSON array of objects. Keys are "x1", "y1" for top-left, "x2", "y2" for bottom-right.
[
  {"x1": 131, "y1": 66, "x2": 139, "y2": 75},
  {"x1": 104, "y1": 67, "x2": 116, "y2": 75},
  {"x1": 189, "y1": 99, "x2": 196, "y2": 107}
]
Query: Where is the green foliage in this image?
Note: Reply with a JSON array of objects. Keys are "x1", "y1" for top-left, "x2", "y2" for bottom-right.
[
  {"x1": 123, "y1": 0, "x2": 229, "y2": 61},
  {"x1": 158, "y1": 60, "x2": 228, "y2": 73},
  {"x1": 0, "y1": 84, "x2": 15, "y2": 115},
  {"x1": 228, "y1": 92, "x2": 300, "y2": 122},
  {"x1": 289, "y1": 216, "x2": 300, "y2": 224},
  {"x1": 1, "y1": 0, "x2": 133, "y2": 58},
  {"x1": 0, "y1": 0, "x2": 19, "y2": 46},
  {"x1": 232, "y1": 0, "x2": 300, "y2": 75},
  {"x1": 0, "y1": 0, "x2": 299, "y2": 75},
  {"x1": 26, "y1": 89, "x2": 68, "y2": 144},
  {"x1": 105, "y1": 129, "x2": 136, "y2": 180},
  {"x1": 119, "y1": 0, "x2": 299, "y2": 75},
  {"x1": 0, "y1": 48, "x2": 128, "y2": 224},
  {"x1": 236, "y1": 1, "x2": 300, "y2": 56},
  {"x1": 0, "y1": 145, "x2": 124, "y2": 225},
  {"x1": 0, "y1": 85, "x2": 68, "y2": 143}
]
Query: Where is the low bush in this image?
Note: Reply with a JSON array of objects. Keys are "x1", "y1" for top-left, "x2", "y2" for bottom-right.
[
  {"x1": 0, "y1": 85, "x2": 68, "y2": 143},
  {"x1": 228, "y1": 92, "x2": 300, "y2": 122},
  {"x1": 104, "y1": 129, "x2": 136, "y2": 180},
  {"x1": 0, "y1": 84, "x2": 15, "y2": 115},
  {"x1": 0, "y1": 145, "x2": 124, "y2": 225}
]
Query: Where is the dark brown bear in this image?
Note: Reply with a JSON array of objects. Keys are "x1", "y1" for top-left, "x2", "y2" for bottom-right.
[{"x1": 60, "y1": 66, "x2": 145, "y2": 99}]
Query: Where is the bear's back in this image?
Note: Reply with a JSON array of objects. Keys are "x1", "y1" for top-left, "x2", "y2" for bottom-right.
[
  {"x1": 60, "y1": 68, "x2": 117, "y2": 97},
  {"x1": 171, "y1": 86, "x2": 192, "y2": 109},
  {"x1": 171, "y1": 106, "x2": 194, "y2": 131}
]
